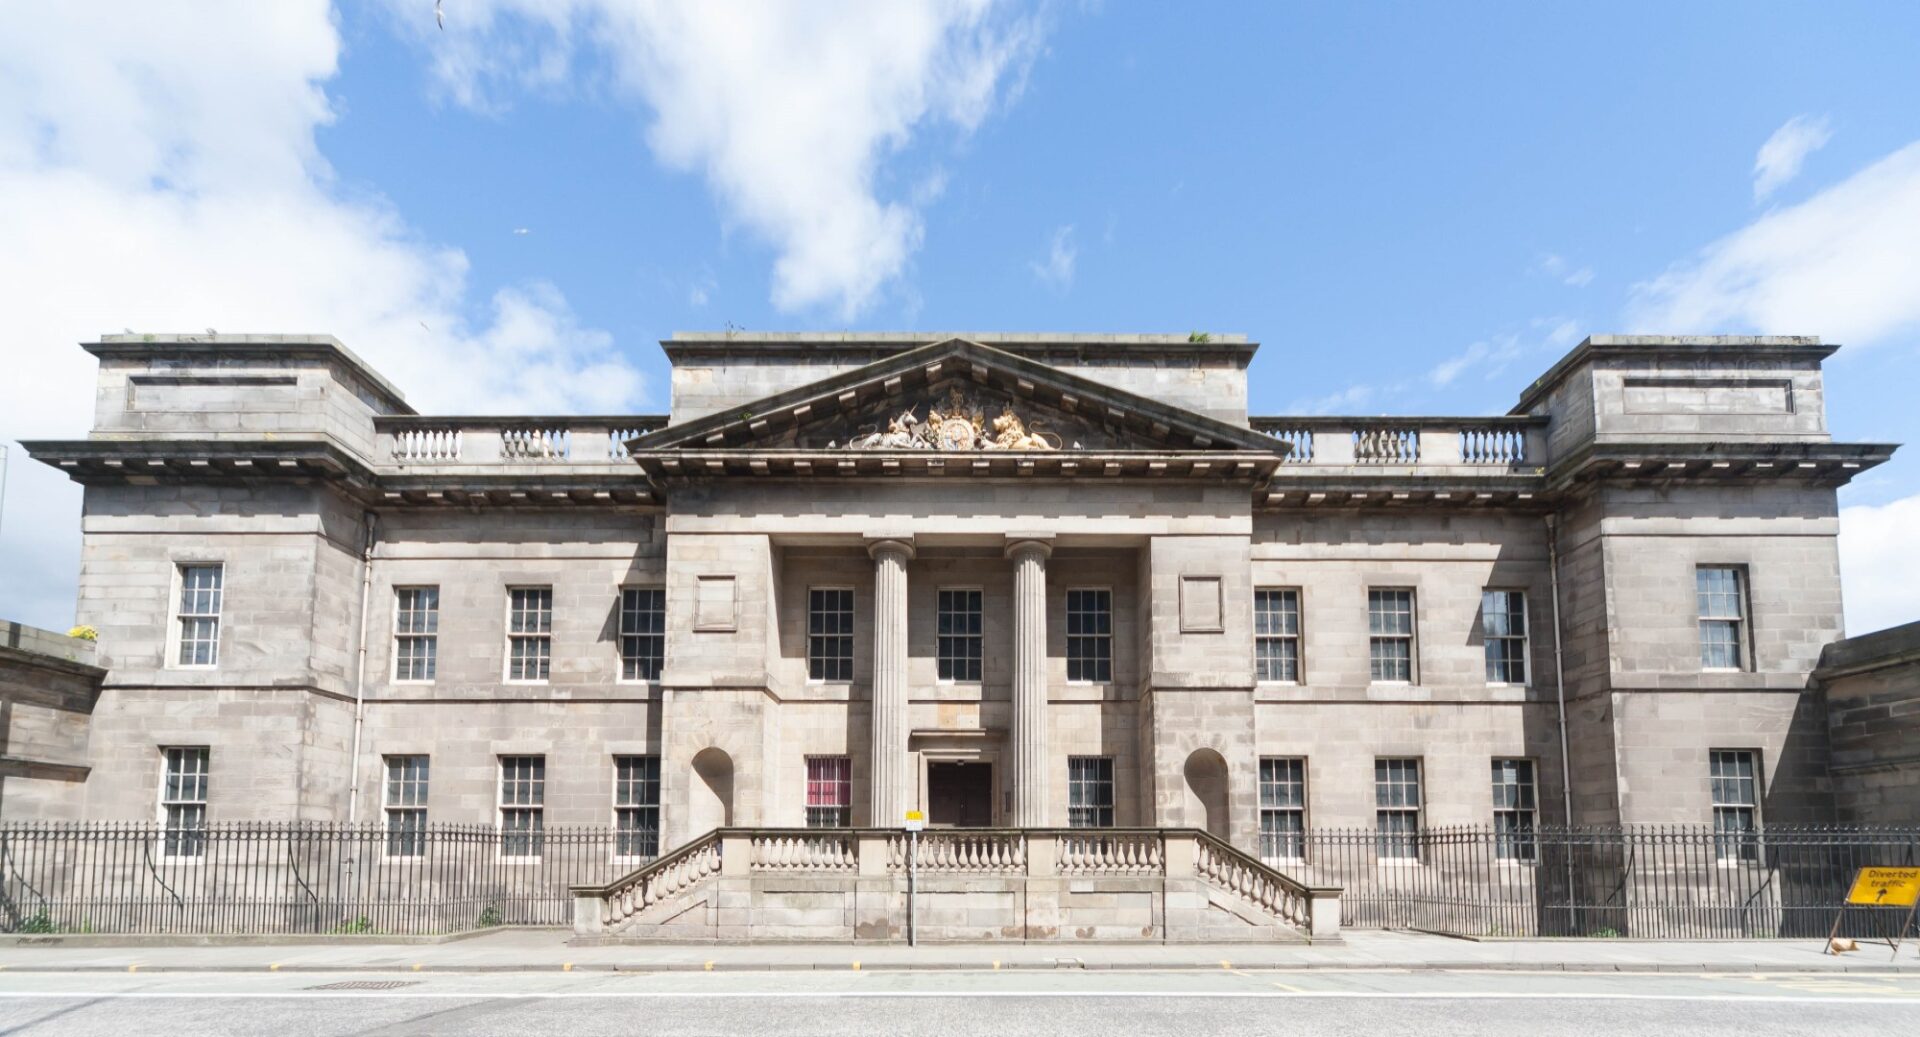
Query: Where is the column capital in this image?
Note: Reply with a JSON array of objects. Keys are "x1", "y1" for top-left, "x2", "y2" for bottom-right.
[
  {"x1": 1003, "y1": 535, "x2": 1054, "y2": 562},
  {"x1": 865, "y1": 536, "x2": 916, "y2": 562}
]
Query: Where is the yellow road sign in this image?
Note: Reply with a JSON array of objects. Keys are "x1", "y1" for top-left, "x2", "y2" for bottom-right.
[{"x1": 1845, "y1": 867, "x2": 1920, "y2": 907}]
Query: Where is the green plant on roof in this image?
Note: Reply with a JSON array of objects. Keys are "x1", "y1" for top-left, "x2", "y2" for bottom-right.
[
  {"x1": 67, "y1": 625, "x2": 98, "y2": 641},
  {"x1": 1187, "y1": 331, "x2": 1211, "y2": 343}
]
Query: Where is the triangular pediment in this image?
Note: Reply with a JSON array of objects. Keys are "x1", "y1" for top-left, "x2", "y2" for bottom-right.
[{"x1": 629, "y1": 338, "x2": 1282, "y2": 460}]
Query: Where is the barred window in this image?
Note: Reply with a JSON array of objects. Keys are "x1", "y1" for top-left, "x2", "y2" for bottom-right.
[
  {"x1": 1491, "y1": 758, "x2": 1536, "y2": 862},
  {"x1": 1374, "y1": 757, "x2": 1422, "y2": 861},
  {"x1": 384, "y1": 755, "x2": 429, "y2": 858},
  {"x1": 1481, "y1": 590, "x2": 1528, "y2": 685},
  {"x1": 1066, "y1": 589, "x2": 1113, "y2": 683},
  {"x1": 1710, "y1": 749, "x2": 1760, "y2": 863},
  {"x1": 1067, "y1": 756, "x2": 1115, "y2": 828},
  {"x1": 1697, "y1": 567, "x2": 1748, "y2": 671},
  {"x1": 498, "y1": 755, "x2": 545, "y2": 858},
  {"x1": 1368, "y1": 589, "x2": 1416, "y2": 682},
  {"x1": 175, "y1": 564, "x2": 223, "y2": 667},
  {"x1": 1255, "y1": 588, "x2": 1301, "y2": 682},
  {"x1": 807, "y1": 588, "x2": 854, "y2": 682},
  {"x1": 619, "y1": 588, "x2": 666, "y2": 682},
  {"x1": 160, "y1": 746, "x2": 209, "y2": 858},
  {"x1": 506, "y1": 588, "x2": 553, "y2": 682},
  {"x1": 614, "y1": 755, "x2": 661, "y2": 858},
  {"x1": 393, "y1": 587, "x2": 439, "y2": 682},
  {"x1": 936, "y1": 588, "x2": 983, "y2": 682},
  {"x1": 805, "y1": 756, "x2": 852, "y2": 828},
  {"x1": 1258, "y1": 757, "x2": 1307, "y2": 862}
]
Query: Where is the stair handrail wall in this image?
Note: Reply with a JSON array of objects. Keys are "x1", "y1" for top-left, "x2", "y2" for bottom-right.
[{"x1": 572, "y1": 826, "x2": 1340, "y2": 937}]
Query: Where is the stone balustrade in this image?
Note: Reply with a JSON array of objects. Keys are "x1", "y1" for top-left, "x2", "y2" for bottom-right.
[
  {"x1": 571, "y1": 827, "x2": 1341, "y2": 943},
  {"x1": 377, "y1": 416, "x2": 667, "y2": 467},
  {"x1": 1250, "y1": 417, "x2": 1546, "y2": 469}
]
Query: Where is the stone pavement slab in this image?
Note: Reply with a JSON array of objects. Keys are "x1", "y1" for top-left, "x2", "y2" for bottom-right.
[{"x1": 1, "y1": 929, "x2": 1916, "y2": 974}]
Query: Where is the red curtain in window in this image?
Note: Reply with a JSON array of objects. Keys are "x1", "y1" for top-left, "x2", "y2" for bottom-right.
[{"x1": 807, "y1": 757, "x2": 850, "y2": 807}]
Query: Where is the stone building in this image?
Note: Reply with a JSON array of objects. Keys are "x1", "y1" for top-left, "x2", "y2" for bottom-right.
[
  {"x1": 1816, "y1": 621, "x2": 1920, "y2": 825},
  {"x1": 16, "y1": 331, "x2": 1901, "y2": 866}
]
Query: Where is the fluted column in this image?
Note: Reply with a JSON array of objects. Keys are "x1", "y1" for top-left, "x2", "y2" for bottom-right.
[
  {"x1": 1007, "y1": 537, "x2": 1053, "y2": 826},
  {"x1": 867, "y1": 537, "x2": 914, "y2": 826}
]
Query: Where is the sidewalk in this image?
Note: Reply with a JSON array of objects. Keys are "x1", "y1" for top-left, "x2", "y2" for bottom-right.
[{"x1": 1, "y1": 929, "x2": 1916, "y2": 974}]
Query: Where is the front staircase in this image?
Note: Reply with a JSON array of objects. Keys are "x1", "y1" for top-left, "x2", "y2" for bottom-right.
[{"x1": 570, "y1": 827, "x2": 1340, "y2": 943}]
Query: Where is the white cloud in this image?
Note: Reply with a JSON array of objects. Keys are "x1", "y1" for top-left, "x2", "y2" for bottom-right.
[
  {"x1": 1629, "y1": 140, "x2": 1920, "y2": 343},
  {"x1": 0, "y1": 1, "x2": 642, "y2": 630},
  {"x1": 401, "y1": 0, "x2": 1047, "y2": 319},
  {"x1": 1428, "y1": 318, "x2": 1580, "y2": 388},
  {"x1": 1753, "y1": 114, "x2": 1833, "y2": 201},
  {"x1": 1839, "y1": 494, "x2": 1920, "y2": 635},
  {"x1": 1029, "y1": 225, "x2": 1076, "y2": 289},
  {"x1": 1536, "y1": 253, "x2": 1595, "y2": 288}
]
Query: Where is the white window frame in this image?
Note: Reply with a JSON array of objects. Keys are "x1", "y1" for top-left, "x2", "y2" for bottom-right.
[
  {"x1": 391, "y1": 586, "x2": 439, "y2": 684},
  {"x1": 497, "y1": 755, "x2": 546, "y2": 860},
  {"x1": 1374, "y1": 757, "x2": 1423, "y2": 864},
  {"x1": 1065, "y1": 587, "x2": 1114, "y2": 684},
  {"x1": 804, "y1": 755, "x2": 853, "y2": 828},
  {"x1": 935, "y1": 586, "x2": 984, "y2": 684},
  {"x1": 618, "y1": 587, "x2": 666, "y2": 684},
  {"x1": 383, "y1": 754, "x2": 430, "y2": 859},
  {"x1": 1254, "y1": 588, "x2": 1302, "y2": 683},
  {"x1": 170, "y1": 563, "x2": 224, "y2": 669},
  {"x1": 1490, "y1": 757, "x2": 1537, "y2": 864},
  {"x1": 504, "y1": 586, "x2": 553, "y2": 684},
  {"x1": 158, "y1": 746, "x2": 210, "y2": 861},
  {"x1": 806, "y1": 586, "x2": 855, "y2": 684},
  {"x1": 1710, "y1": 749, "x2": 1762, "y2": 865},
  {"x1": 1697, "y1": 566, "x2": 1750, "y2": 672},
  {"x1": 1480, "y1": 589, "x2": 1529, "y2": 686},
  {"x1": 1067, "y1": 756, "x2": 1116, "y2": 828},
  {"x1": 1367, "y1": 588, "x2": 1417, "y2": 684},
  {"x1": 612, "y1": 755, "x2": 661, "y2": 860},
  {"x1": 1258, "y1": 757, "x2": 1308, "y2": 864}
]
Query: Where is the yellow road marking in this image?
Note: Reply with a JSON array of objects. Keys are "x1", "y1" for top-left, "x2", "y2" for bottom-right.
[
  {"x1": 851, "y1": 961, "x2": 861, "y2": 971},
  {"x1": 269, "y1": 964, "x2": 280, "y2": 972},
  {"x1": 127, "y1": 965, "x2": 138, "y2": 973},
  {"x1": 992, "y1": 960, "x2": 1001, "y2": 970},
  {"x1": 1220, "y1": 960, "x2": 1233, "y2": 970},
  {"x1": 704, "y1": 961, "x2": 714, "y2": 972},
  {"x1": 412, "y1": 963, "x2": 422, "y2": 972},
  {"x1": 1272, "y1": 981, "x2": 1306, "y2": 993},
  {"x1": 562, "y1": 963, "x2": 573, "y2": 972}
]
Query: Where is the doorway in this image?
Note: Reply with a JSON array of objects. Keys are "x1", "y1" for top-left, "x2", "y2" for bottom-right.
[{"x1": 926, "y1": 761, "x2": 994, "y2": 827}]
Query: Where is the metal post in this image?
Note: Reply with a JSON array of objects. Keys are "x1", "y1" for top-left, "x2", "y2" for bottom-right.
[{"x1": 907, "y1": 828, "x2": 918, "y2": 947}]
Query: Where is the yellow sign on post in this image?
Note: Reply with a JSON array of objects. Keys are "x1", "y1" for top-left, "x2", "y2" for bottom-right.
[{"x1": 1844, "y1": 867, "x2": 1920, "y2": 907}]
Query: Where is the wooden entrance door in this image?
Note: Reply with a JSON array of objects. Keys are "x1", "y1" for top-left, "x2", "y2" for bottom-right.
[{"x1": 926, "y1": 761, "x2": 993, "y2": 827}]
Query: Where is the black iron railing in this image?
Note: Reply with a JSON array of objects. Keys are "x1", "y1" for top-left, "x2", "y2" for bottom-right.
[
  {"x1": 1286, "y1": 825, "x2": 1920, "y2": 939},
  {"x1": 0, "y1": 823, "x2": 627, "y2": 936},
  {"x1": 2, "y1": 822, "x2": 1916, "y2": 939}
]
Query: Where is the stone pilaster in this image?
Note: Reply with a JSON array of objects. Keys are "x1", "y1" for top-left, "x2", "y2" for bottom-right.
[
  {"x1": 867, "y1": 537, "x2": 915, "y2": 825},
  {"x1": 1006, "y1": 536, "x2": 1053, "y2": 826}
]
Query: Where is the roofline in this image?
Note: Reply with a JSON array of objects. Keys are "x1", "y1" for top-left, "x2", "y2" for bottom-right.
[
  {"x1": 662, "y1": 331, "x2": 1257, "y2": 363},
  {"x1": 1815, "y1": 619, "x2": 1920, "y2": 682},
  {"x1": 1512, "y1": 335, "x2": 1838, "y2": 415},
  {"x1": 84, "y1": 334, "x2": 416, "y2": 415}
]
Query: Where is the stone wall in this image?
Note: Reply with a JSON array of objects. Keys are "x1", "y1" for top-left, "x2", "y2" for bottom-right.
[
  {"x1": 1817, "y1": 621, "x2": 1920, "y2": 824},
  {"x1": 0, "y1": 623, "x2": 104, "y2": 820}
]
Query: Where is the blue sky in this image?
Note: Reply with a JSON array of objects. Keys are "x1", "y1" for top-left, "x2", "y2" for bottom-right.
[{"x1": 2, "y1": 1, "x2": 1918, "y2": 631}]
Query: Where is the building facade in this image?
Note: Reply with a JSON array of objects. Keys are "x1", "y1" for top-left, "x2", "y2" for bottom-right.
[{"x1": 18, "y1": 332, "x2": 1900, "y2": 867}]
